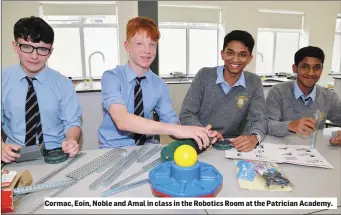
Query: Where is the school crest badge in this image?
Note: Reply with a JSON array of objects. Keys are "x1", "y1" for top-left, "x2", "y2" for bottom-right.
[{"x1": 236, "y1": 95, "x2": 248, "y2": 108}]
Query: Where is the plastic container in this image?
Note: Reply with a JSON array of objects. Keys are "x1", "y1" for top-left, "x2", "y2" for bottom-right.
[{"x1": 149, "y1": 161, "x2": 223, "y2": 197}]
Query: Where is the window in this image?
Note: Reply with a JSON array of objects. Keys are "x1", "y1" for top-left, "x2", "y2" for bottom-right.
[
  {"x1": 41, "y1": 2, "x2": 119, "y2": 79},
  {"x1": 256, "y1": 29, "x2": 302, "y2": 75},
  {"x1": 159, "y1": 28, "x2": 186, "y2": 76},
  {"x1": 189, "y1": 29, "x2": 218, "y2": 75},
  {"x1": 159, "y1": 22, "x2": 221, "y2": 77},
  {"x1": 331, "y1": 17, "x2": 341, "y2": 74}
]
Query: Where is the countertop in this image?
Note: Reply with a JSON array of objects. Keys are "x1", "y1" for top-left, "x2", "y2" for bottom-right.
[{"x1": 75, "y1": 77, "x2": 291, "y2": 93}]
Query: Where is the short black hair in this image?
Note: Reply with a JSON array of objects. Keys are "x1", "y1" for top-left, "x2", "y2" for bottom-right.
[
  {"x1": 222, "y1": 30, "x2": 255, "y2": 53},
  {"x1": 14, "y1": 16, "x2": 54, "y2": 44},
  {"x1": 294, "y1": 46, "x2": 325, "y2": 66}
]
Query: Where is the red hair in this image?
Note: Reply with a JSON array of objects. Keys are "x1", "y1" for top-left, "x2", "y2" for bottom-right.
[{"x1": 126, "y1": 16, "x2": 160, "y2": 41}]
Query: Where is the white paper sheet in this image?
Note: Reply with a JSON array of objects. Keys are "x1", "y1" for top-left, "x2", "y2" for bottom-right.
[{"x1": 225, "y1": 142, "x2": 334, "y2": 169}]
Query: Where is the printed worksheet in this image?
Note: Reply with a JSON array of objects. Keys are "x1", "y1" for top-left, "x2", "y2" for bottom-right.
[
  {"x1": 224, "y1": 143, "x2": 280, "y2": 163},
  {"x1": 276, "y1": 144, "x2": 334, "y2": 169},
  {"x1": 225, "y1": 143, "x2": 334, "y2": 169}
]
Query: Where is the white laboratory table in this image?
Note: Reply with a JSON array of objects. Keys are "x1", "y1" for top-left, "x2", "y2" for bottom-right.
[
  {"x1": 200, "y1": 131, "x2": 341, "y2": 214},
  {"x1": 308, "y1": 206, "x2": 341, "y2": 214},
  {"x1": 3, "y1": 130, "x2": 340, "y2": 214}
]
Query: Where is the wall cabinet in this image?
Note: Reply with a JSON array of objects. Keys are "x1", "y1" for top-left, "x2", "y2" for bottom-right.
[
  {"x1": 167, "y1": 83, "x2": 191, "y2": 115},
  {"x1": 77, "y1": 92, "x2": 103, "y2": 150}
]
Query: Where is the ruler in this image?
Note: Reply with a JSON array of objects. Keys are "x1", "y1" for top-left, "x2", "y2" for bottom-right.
[
  {"x1": 137, "y1": 145, "x2": 162, "y2": 163},
  {"x1": 102, "y1": 178, "x2": 149, "y2": 197},
  {"x1": 13, "y1": 179, "x2": 77, "y2": 195},
  {"x1": 13, "y1": 152, "x2": 85, "y2": 203},
  {"x1": 66, "y1": 148, "x2": 126, "y2": 180},
  {"x1": 110, "y1": 157, "x2": 162, "y2": 190}
]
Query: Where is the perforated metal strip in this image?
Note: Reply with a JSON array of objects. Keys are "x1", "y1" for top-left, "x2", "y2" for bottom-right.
[
  {"x1": 96, "y1": 145, "x2": 146, "y2": 173},
  {"x1": 102, "y1": 150, "x2": 139, "y2": 187},
  {"x1": 137, "y1": 145, "x2": 162, "y2": 163},
  {"x1": 102, "y1": 178, "x2": 149, "y2": 197},
  {"x1": 66, "y1": 148, "x2": 126, "y2": 180},
  {"x1": 13, "y1": 179, "x2": 77, "y2": 195},
  {"x1": 28, "y1": 180, "x2": 78, "y2": 214},
  {"x1": 110, "y1": 157, "x2": 162, "y2": 189},
  {"x1": 88, "y1": 151, "x2": 130, "y2": 190},
  {"x1": 13, "y1": 152, "x2": 85, "y2": 203},
  {"x1": 311, "y1": 110, "x2": 320, "y2": 149}
]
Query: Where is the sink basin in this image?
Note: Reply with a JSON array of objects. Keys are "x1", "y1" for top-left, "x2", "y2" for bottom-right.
[
  {"x1": 75, "y1": 81, "x2": 101, "y2": 91},
  {"x1": 166, "y1": 79, "x2": 192, "y2": 84}
]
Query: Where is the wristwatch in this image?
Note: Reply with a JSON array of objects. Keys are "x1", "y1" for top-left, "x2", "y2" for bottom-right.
[{"x1": 251, "y1": 133, "x2": 261, "y2": 146}]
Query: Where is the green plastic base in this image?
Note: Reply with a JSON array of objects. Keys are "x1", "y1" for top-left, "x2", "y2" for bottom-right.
[
  {"x1": 43, "y1": 148, "x2": 69, "y2": 164},
  {"x1": 161, "y1": 139, "x2": 200, "y2": 162},
  {"x1": 160, "y1": 138, "x2": 216, "y2": 162},
  {"x1": 213, "y1": 139, "x2": 233, "y2": 150}
]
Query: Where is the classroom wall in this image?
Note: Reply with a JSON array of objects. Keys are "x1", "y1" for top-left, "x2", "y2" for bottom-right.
[{"x1": 1, "y1": 1, "x2": 40, "y2": 68}]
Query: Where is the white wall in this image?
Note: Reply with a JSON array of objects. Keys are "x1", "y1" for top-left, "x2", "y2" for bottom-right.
[
  {"x1": 1, "y1": 1, "x2": 40, "y2": 68},
  {"x1": 116, "y1": 1, "x2": 138, "y2": 65}
]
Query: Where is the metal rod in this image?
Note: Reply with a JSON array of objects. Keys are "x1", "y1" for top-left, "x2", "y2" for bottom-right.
[{"x1": 102, "y1": 179, "x2": 150, "y2": 197}]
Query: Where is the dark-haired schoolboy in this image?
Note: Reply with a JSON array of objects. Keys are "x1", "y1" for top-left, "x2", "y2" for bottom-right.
[
  {"x1": 1, "y1": 16, "x2": 82, "y2": 163},
  {"x1": 180, "y1": 30, "x2": 267, "y2": 152},
  {"x1": 265, "y1": 46, "x2": 341, "y2": 146}
]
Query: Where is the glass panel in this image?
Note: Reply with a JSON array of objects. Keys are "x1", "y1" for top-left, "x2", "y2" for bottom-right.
[
  {"x1": 255, "y1": 31, "x2": 275, "y2": 74},
  {"x1": 44, "y1": 15, "x2": 117, "y2": 24},
  {"x1": 84, "y1": 27, "x2": 119, "y2": 78},
  {"x1": 274, "y1": 32, "x2": 299, "y2": 74},
  {"x1": 83, "y1": 15, "x2": 117, "y2": 24},
  {"x1": 159, "y1": 28, "x2": 187, "y2": 76},
  {"x1": 43, "y1": 15, "x2": 80, "y2": 24},
  {"x1": 332, "y1": 34, "x2": 341, "y2": 73},
  {"x1": 47, "y1": 27, "x2": 82, "y2": 78},
  {"x1": 189, "y1": 29, "x2": 218, "y2": 75},
  {"x1": 336, "y1": 18, "x2": 341, "y2": 33}
]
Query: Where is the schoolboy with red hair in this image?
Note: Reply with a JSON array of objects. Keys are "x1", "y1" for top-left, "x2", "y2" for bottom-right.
[{"x1": 98, "y1": 17, "x2": 216, "y2": 148}]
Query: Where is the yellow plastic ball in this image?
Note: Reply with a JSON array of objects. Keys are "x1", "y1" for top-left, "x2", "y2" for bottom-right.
[{"x1": 174, "y1": 145, "x2": 198, "y2": 167}]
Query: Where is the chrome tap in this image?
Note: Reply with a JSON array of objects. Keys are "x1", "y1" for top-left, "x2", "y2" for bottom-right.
[
  {"x1": 255, "y1": 52, "x2": 264, "y2": 62},
  {"x1": 88, "y1": 51, "x2": 105, "y2": 79}
]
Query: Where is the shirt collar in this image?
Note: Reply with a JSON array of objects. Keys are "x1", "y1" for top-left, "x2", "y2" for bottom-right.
[
  {"x1": 17, "y1": 63, "x2": 48, "y2": 84},
  {"x1": 215, "y1": 65, "x2": 246, "y2": 88},
  {"x1": 294, "y1": 80, "x2": 316, "y2": 102},
  {"x1": 124, "y1": 63, "x2": 152, "y2": 83}
]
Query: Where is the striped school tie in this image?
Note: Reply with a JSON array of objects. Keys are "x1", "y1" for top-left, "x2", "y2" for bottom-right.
[
  {"x1": 300, "y1": 95, "x2": 312, "y2": 106},
  {"x1": 25, "y1": 77, "x2": 44, "y2": 146},
  {"x1": 134, "y1": 76, "x2": 147, "y2": 145}
]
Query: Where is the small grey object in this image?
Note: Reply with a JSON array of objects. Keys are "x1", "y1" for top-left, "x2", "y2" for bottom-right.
[{"x1": 332, "y1": 131, "x2": 339, "y2": 138}]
